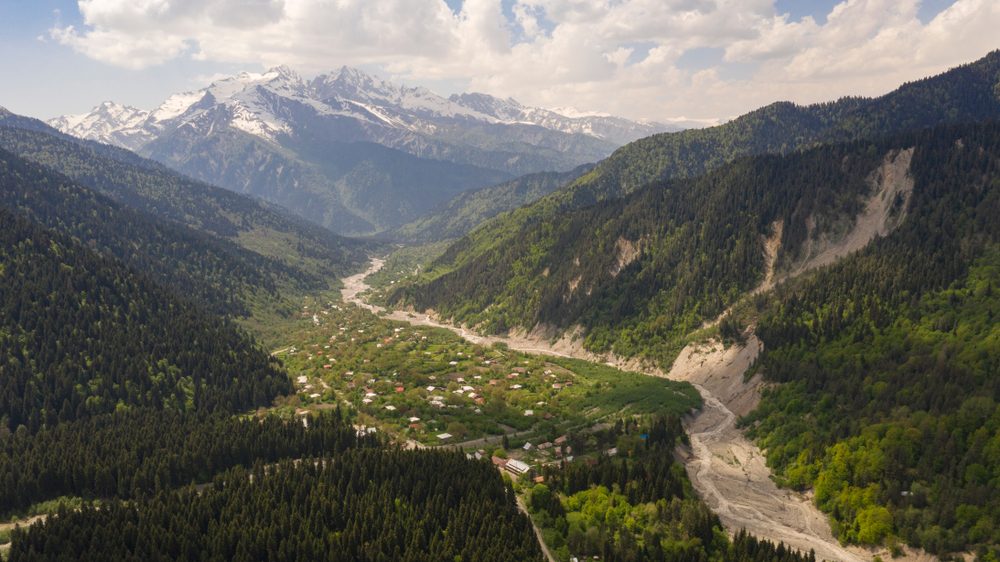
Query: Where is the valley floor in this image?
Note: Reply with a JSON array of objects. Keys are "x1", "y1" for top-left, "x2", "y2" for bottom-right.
[{"x1": 341, "y1": 258, "x2": 915, "y2": 562}]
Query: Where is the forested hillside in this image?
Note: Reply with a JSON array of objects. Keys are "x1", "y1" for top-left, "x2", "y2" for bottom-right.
[
  {"x1": 0, "y1": 146, "x2": 294, "y2": 317},
  {"x1": 387, "y1": 163, "x2": 595, "y2": 244},
  {"x1": 0, "y1": 409, "x2": 373, "y2": 512},
  {"x1": 741, "y1": 121, "x2": 1000, "y2": 557},
  {"x1": 0, "y1": 207, "x2": 290, "y2": 437},
  {"x1": 416, "y1": 50, "x2": 1000, "y2": 280},
  {"x1": 5, "y1": 448, "x2": 543, "y2": 562},
  {"x1": 391, "y1": 129, "x2": 901, "y2": 365},
  {"x1": 0, "y1": 121, "x2": 368, "y2": 282}
]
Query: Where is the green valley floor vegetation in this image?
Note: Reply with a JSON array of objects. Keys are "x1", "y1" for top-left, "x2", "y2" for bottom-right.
[{"x1": 270, "y1": 299, "x2": 699, "y2": 446}]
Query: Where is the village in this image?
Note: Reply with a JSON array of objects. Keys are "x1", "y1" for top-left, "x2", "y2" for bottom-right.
[{"x1": 267, "y1": 295, "x2": 698, "y2": 477}]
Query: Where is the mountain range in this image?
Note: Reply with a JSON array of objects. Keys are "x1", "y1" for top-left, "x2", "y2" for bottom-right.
[
  {"x1": 47, "y1": 66, "x2": 684, "y2": 236},
  {"x1": 50, "y1": 65, "x2": 678, "y2": 155}
]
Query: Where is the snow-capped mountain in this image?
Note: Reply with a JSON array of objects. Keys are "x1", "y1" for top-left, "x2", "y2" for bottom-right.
[
  {"x1": 49, "y1": 65, "x2": 678, "y2": 160},
  {"x1": 43, "y1": 65, "x2": 685, "y2": 236},
  {"x1": 47, "y1": 101, "x2": 155, "y2": 148}
]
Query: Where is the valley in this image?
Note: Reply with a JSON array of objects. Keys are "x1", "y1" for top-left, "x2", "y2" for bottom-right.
[
  {"x1": 341, "y1": 258, "x2": 868, "y2": 560},
  {"x1": 3, "y1": 39, "x2": 1000, "y2": 562}
]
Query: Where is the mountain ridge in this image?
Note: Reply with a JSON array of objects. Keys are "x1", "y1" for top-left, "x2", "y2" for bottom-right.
[
  {"x1": 49, "y1": 65, "x2": 678, "y2": 157},
  {"x1": 408, "y1": 50, "x2": 1000, "y2": 284}
]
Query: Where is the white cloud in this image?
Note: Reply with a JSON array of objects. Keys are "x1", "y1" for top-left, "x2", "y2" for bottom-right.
[{"x1": 49, "y1": 0, "x2": 1000, "y2": 122}]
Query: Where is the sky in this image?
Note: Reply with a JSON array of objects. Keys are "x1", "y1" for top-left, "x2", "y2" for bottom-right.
[{"x1": 1, "y1": 0, "x2": 998, "y2": 124}]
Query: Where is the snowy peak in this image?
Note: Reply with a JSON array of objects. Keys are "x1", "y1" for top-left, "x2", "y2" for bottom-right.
[
  {"x1": 150, "y1": 91, "x2": 207, "y2": 123},
  {"x1": 47, "y1": 101, "x2": 153, "y2": 148},
  {"x1": 547, "y1": 106, "x2": 612, "y2": 119},
  {"x1": 448, "y1": 93, "x2": 525, "y2": 122},
  {"x1": 311, "y1": 67, "x2": 497, "y2": 122},
  {"x1": 312, "y1": 66, "x2": 406, "y2": 106},
  {"x1": 51, "y1": 101, "x2": 149, "y2": 133},
  {"x1": 47, "y1": 63, "x2": 679, "y2": 154}
]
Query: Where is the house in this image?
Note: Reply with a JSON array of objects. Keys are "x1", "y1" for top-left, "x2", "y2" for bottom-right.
[
  {"x1": 523, "y1": 442, "x2": 532, "y2": 451},
  {"x1": 489, "y1": 380, "x2": 499, "y2": 386},
  {"x1": 554, "y1": 435, "x2": 569, "y2": 445},
  {"x1": 396, "y1": 387, "x2": 405, "y2": 392},
  {"x1": 384, "y1": 405, "x2": 396, "y2": 411},
  {"x1": 492, "y1": 456, "x2": 509, "y2": 468},
  {"x1": 552, "y1": 383, "x2": 562, "y2": 390},
  {"x1": 538, "y1": 442, "x2": 553, "y2": 450},
  {"x1": 408, "y1": 424, "x2": 420, "y2": 430},
  {"x1": 543, "y1": 413, "x2": 554, "y2": 421},
  {"x1": 437, "y1": 433, "x2": 453, "y2": 441},
  {"x1": 323, "y1": 364, "x2": 332, "y2": 369},
  {"x1": 524, "y1": 410, "x2": 533, "y2": 416},
  {"x1": 534, "y1": 476, "x2": 544, "y2": 484},
  {"x1": 605, "y1": 448, "x2": 618, "y2": 456},
  {"x1": 510, "y1": 384, "x2": 522, "y2": 390},
  {"x1": 505, "y1": 459, "x2": 530, "y2": 475}
]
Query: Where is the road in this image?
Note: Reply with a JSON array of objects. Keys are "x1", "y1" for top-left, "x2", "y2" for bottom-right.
[{"x1": 517, "y1": 497, "x2": 557, "y2": 562}]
